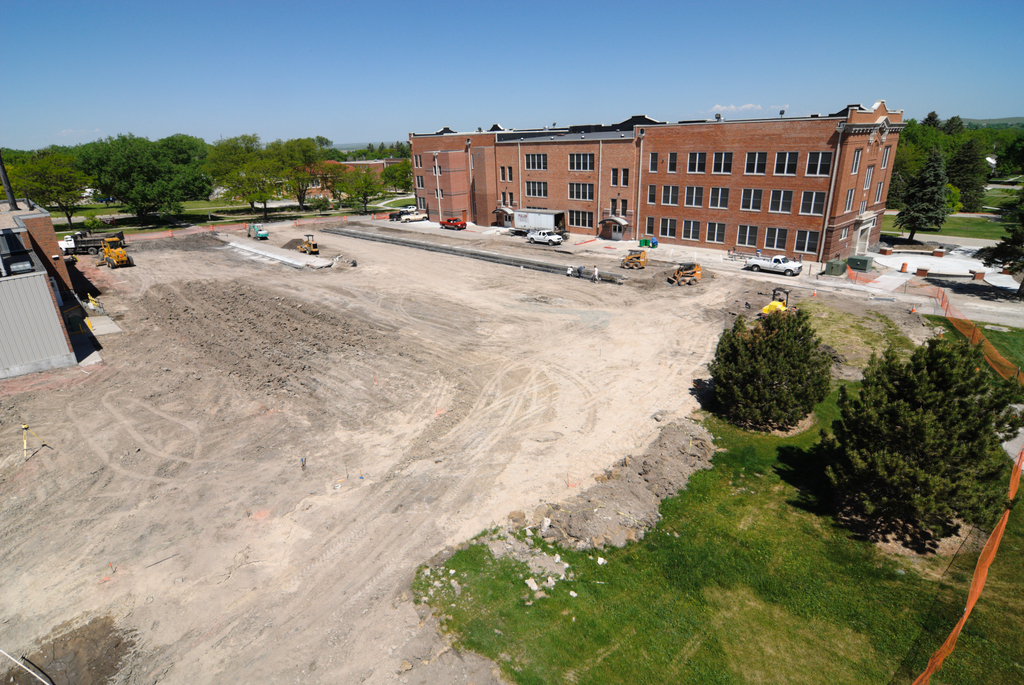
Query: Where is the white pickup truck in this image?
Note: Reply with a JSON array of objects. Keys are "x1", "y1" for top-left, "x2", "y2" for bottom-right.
[{"x1": 744, "y1": 255, "x2": 802, "y2": 276}]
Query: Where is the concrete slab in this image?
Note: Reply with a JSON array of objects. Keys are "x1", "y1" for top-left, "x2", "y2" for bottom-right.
[
  {"x1": 86, "y1": 314, "x2": 123, "y2": 336},
  {"x1": 873, "y1": 252, "x2": 991, "y2": 277},
  {"x1": 216, "y1": 235, "x2": 333, "y2": 269},
  {"x1": 985, "y1": 273, "x2": 1021, "y2": 292}
]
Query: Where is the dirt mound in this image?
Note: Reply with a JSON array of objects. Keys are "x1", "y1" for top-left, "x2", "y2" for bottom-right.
[
  {"x1": 128, "y1": 233, "x2": 223, "y2": 252},
  {"x1": 136, "y1": 281, "x2": 399, "y2": 418},
  {"x1": 280, "y1": 238, "x2": 303, "y2": 250},
  {"x1": 508, "y1": 419, "x2": 716, "y2": 550},
  {"x1": 2, "y1": 616, "x2": 135, "y2": 685}
]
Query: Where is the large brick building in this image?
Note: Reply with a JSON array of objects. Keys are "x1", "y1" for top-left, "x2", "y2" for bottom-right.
[{"x1": 409, "y1": 101, "x2": 903, "y2": 261}]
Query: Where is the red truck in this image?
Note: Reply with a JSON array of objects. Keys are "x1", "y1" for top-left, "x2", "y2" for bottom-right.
[{"x1": 439, "y1": 218, "x2": 467, "y2": 230}]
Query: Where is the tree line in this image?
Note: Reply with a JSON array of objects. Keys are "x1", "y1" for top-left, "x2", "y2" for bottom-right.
[{"x1": 0, "y1": 134, "x2": 414, "y2": 224}]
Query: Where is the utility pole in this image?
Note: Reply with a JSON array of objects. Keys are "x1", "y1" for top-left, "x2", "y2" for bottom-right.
[{"x1": 0, "y1": 149, "x2": 20, "y2": 210}]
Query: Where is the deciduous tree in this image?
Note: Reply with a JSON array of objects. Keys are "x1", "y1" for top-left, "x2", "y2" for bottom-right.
[
  {"x1": 341, "y1": 167, "x2": 385, "y2": 213},
  {"x1": 8, "y1": 151, "x2": 93, "y2": 226},
  {"x1": 708, "y1": 309, "x2": 831, "y2": 431},
  {"x1": 381, "y1": 159, "x2": 412, "y2": 193},
  {"x1": 824, "y1": 340, "x2": 1024, "y2": 537},
  {"x1": 894, "y1": 148, "x2": 948, "y2": 241},
  {"x1": 267, "y1": 138, "x2": 322, "y2": 209}
]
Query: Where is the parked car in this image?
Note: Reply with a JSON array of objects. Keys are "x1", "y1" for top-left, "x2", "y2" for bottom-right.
[
  {"x1": 389, "y1": 212, "x2": 403, "y2": 221},
  {"x1": 526, "y1": 230, "x2": 563, "y2": 246},
  {"x1": 400, "y1": 212, "x2": 429, "y2": 223},
  {"x1": 440, "y1": 218, "x2": 467, "y2": 230}
]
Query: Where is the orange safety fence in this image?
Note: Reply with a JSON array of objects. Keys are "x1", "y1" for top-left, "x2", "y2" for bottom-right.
[
  {"x1": 932, "y1": 287, "x2": 1023, "y2": 384},
  {"x1": 912, "y1": 442, "x2": 1024, "y2": 684}
]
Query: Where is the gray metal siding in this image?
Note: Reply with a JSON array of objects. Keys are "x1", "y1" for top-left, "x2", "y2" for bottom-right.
[{"x1": 0, "y1": 272, "x2": 75, "y2": 377}]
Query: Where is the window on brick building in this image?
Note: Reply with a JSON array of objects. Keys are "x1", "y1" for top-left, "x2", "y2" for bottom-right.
[
  {"x1": 688, "y1": 152, "x2": 706, "y2": 173},
  {"x1": 648, "y1": 184, "x2": 656, "y2": 204},
  {"x1": 621, "y1": 199, "x2": 628, "y2": 216},
  {"x1": 569, "y1": 153, "x2": 594, "y2": 171},
  {"x1": 685, "y1": 186, "x2": 703, "y2": 207},
  {"x1": 800, "y1": 191, "x2": 826, "y2": 215},
  {"x1": 621, "y1": 168, "x2": 629, "y2": 186},
  {"x1": 875, "y1": 181, "x2": 884, "y2": 204},
  {"x1": 806, "y1": 152, "x2": 832, "y2": 176},
  {"x1": 611, "y1": 199, "x2": 618, "y2": 215},
  {"x1": 646, "y1": 217, "x2": 655, "y2": 235},
  {"x1": 661, "y1": 218, "x2": 678, "y2": 238},
  {"x1": 764, "y1": 227, "x2": 788, "y2": 250},
  {"x1": 668, "y1": 152, "x2": 677, "y2": 173},
  {"x1": 851, "y1": 149, "x2": 862, "y2": 174},
  {"x1": 713, "y1": 152, "x2": 732, "y2": 174},
  {"x1": 662, "y1": 185, "x2": 679, "y2": 205},
  {"x1": 681, "y1": 220, "x2": 699, "y2": 240},
  {"x1": 568, "y1": 183, "x2": 594, "y2": 201},
  {"x1": 525, "y1": 154, "x2": 547, "y2": 170},
  {"x1": 795, "y1": 230, "x2": 819, "y2": 254},
  {"x1": 741, "y1": 188, "x2": 762, "y2": 211},
  {"x1": 526, "y1": 181, "x2": 547, "y2": 197},
  {"x1": 506, "y1": 167, "x2": 513, "y2": 182},
  {"x1": 611, "y1": 168, "x2": 618, "y2": 186},
  {"x1": 569, "y1": 210, "x2": 593, "y2": 228},
  {"x1": 882, "y1": 146, "x2": 891, "y2": 169},
  {"x1": 501, "y1": 191, "x2": 507, "y2": 205},
  {"x1": 859, "y1": 200, "x2": 867, "y2": 214},
  {"x1": 416, "y1": 175, "x2": 424, "y2": 189},
  {"x1": 414, "y1": 155, "x2": 422, "y2": 167},
  {"x1": 844, "y1": 188, "x2": 854, "y2": 212},
  {"x1": 417, "y1": 197, "x2": 425, "y2": 209},
  {"x1": 841, "y1": 227, "x2": 849, "y2": 239},
  {"x1": 649, "y1": 152, "x2": 658, "y2": 172},
  {"x1": 509, "y1": 192, "x2": 514, "y2": 205},
  {"x1": 774, "y1": 152, "x2": 798, "y2": 175},
  {"x1": 745, "y1": 152, "x2": 767, "y2": 174},
  {"x1": 864, "y1": 165, "x2": 874, "y2": 190},
  {"x1": 500, "y1": 167, "x2": 506, "y2": 182},
  {"x1": 709, "y1": 187, "x2": 729, "y2": 209},
  {"x1": 769, "y1": 190, "x2": 793, "y2": 213},
  {"x1": 737, "y1": 225, "x2": 758, "y2": 247},
  {"x1": 707, "y1": 222, "x2": 726, "y2": 243}
]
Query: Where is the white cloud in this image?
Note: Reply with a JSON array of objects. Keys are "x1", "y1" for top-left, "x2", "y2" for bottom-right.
[{"x1": 710, "y1": 104, "x2": 762, "y2": 114}]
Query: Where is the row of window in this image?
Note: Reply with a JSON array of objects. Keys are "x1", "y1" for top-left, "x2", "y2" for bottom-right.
[
  {"x1": 644, "y1": 185, "x2": 827, "y2": 215},
  {"x1": 644, "y1": 219, "x2": 820, "y2": 252}
]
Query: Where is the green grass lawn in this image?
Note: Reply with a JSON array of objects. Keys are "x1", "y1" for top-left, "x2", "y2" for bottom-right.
[
  {"x1": 983, "y1": 188, "x2": 1019, "y2": 212},
  {"x1": 880, "y1": 214, "x2": 1011, "y2": 241},
  {"x1": 415, "y1": 390, "x2": 1024, "y2": 683},
  {"x1": 924, "y1": 316, "x2": 1024, "y2": 372}
]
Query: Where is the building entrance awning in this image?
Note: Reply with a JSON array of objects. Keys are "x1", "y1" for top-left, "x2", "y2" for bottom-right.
[
  {"x1": 599, "y1": 216, "x2": 628, "y2": 226},
  {"x1": 493, "y1": 207, "x2": 514, "y2": 216}
]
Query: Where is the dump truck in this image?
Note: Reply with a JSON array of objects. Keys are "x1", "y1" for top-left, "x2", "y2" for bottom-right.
[
  {"x1": 58, "y1": 230, "x2": 126, "y2": 256},
  {"x1": 298, "y1": 235, "x2": 319, "y2": 255},
  {"x1": 247, "y1": 224, "x2": 269, "y2": 240},
  {"x1": 99, "y1": 237, "x2": 134, "y2": 269},
  {"x1": 620, "y1": 249, "x2": 647, "y2": 269},
  {"x1": 667, "y1": 262, "x2": 701, "y2": 285}
]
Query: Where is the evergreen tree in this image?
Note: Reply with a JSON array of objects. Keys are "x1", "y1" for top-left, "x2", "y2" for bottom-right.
[
  {"x1": 894, "y1": 148, "x2": 947, "y2": 241},
  {"x1": 941, "y1": 115, "x2": 965, "y2": 136},
  {"x1": 825, "y1": 340, "x2": 1024, "y2": 537},
  {"x1": 708, "y1": 309, "x2": 831, "y2": 430},
  {"x1": 983, "y1": 186, "x2": 1024, "y2": 298},
  {"x1": 922, "y1": 111, "x2": 942, "y2": 128},
  {"x1": 946, "y1": 138, "x2": 989, "y2": 212}
]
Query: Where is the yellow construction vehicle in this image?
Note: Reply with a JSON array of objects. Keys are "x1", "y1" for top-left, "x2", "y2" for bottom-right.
[
  {"x1": 667, "y1": 262, "x2": 701, "y2": 286},
  {"x1": 99, "y1": 237, "x2": 134, "y2": 269},
  {"x1": 620, "y1": 249, "x2": 647, "y2": 269},
  {"x1": 761, "y1": 288, "x2": 793, "y2": 317},
  {"x1": 298, "y1": 234, "x2": 319, "y2": 255}
]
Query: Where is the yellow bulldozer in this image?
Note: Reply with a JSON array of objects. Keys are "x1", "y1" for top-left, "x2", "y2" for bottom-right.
[
  {"x1": 99, "y1": 237, "x2": 134, "y2": 269},
  {"x1": 760, "y1": 288, "x2": 794, "y2": 317},
  {"x1": 667, "y1": 262, "x2": 701, "y2": 286},
  {"x1": 620, "y1": 249, "x2": 647, "y2": 269},
  {"x1": 298, "y1": 234, "x2": 319, "y2": 255}
]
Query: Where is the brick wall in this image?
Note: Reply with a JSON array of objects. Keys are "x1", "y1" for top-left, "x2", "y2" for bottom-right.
[{"x1": 21, "y1": 213, "x2": 73, "y2": 292}]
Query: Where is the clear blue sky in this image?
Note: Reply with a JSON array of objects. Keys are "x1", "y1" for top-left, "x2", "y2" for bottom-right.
[{"x1": 4, "y1": 0, "x2": 1021, "y2": 151}]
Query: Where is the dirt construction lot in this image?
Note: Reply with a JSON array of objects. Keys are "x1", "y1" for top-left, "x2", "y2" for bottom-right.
[{"x1": 0, "y1": 223, "x2": 930, "y2": 684}]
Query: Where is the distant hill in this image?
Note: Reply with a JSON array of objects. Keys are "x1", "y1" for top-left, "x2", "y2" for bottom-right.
[{"x1": 962, "y1": 117, "x2": 1024, "y2": 126}]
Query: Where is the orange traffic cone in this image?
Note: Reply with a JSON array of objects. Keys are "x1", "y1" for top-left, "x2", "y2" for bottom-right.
[
  {"x1": 812, "y1": 289, "x2": 817, "y2": 297},
  {"x1": 900, "y1": 262, "x2": 908, "y2": 273},
  {"x1": 910, "y1": 306, "x2": 916, "y2": 313}
]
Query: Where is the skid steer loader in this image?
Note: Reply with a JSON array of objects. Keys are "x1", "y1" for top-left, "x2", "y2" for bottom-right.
[
  {"x1": 620, "y1": 249, "x2": 647, "y2": 269},
  {"x1": 667, "y1": 262, "x2": 701, "y2": 286}
]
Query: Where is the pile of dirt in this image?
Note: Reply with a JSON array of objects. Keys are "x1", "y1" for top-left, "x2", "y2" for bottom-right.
[
  {"x1": 128, "y1": 233, "x2": 223, "y2": 252},
  {"x1": 506, "y1": 419, "x2": 716, "y2": 550},
  {"x1": 280, "y1": 238, "x2": 303, "y2": 251},
  {"x1": 1, "y1": 616, "x2": 135, "y2": 685}
]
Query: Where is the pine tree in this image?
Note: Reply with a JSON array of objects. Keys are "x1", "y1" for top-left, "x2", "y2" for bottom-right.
[
  {"x1": 708, "y1": 309, "x2": 831, "y2": 430},
  {"x1": 941, "y1": 115, "x2": 965, "y2": 136},
  {"x1": 946, "y1": 138, "x2": 990, "y2": 213},
  {"x1": 894, "y1": 148, "x2": 947, "y2": 241},
  {"x1": 825, "y1": 340, "x2": 1024, "y2": 537},
  {"x1": 984, "y1": 186, "x2": 1024, "y2": 298},
  {"x1": 922, "y1": 111, "x2": 941, "y2": 129}
]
